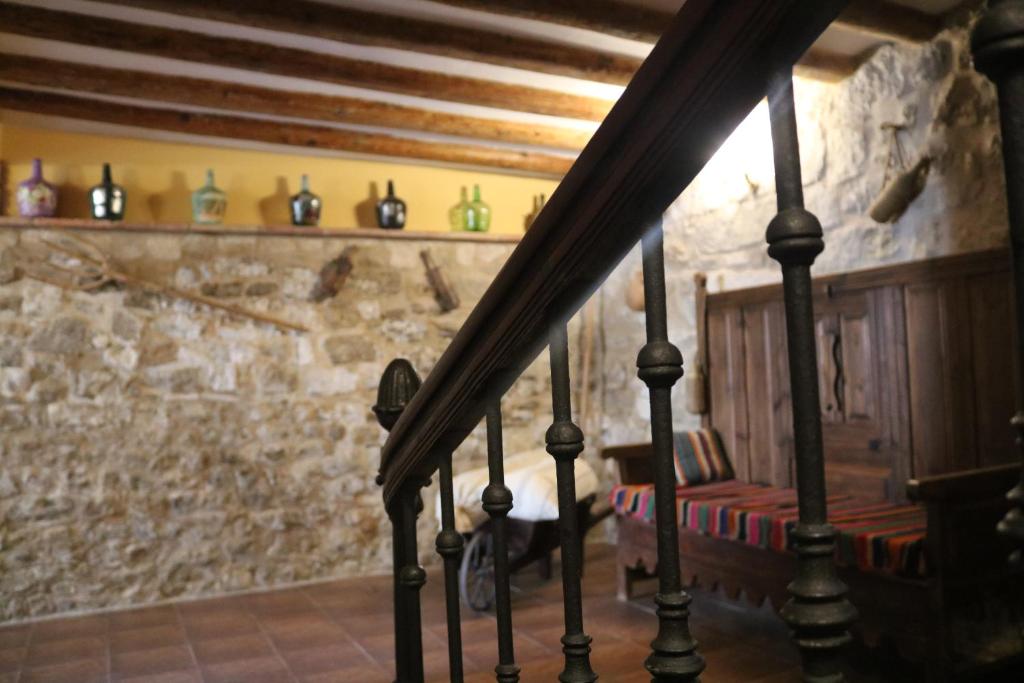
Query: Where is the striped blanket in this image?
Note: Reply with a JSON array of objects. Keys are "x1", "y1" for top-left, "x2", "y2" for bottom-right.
[{"x1": 611, "y1": 479, "x2": 927, "y2": 579}]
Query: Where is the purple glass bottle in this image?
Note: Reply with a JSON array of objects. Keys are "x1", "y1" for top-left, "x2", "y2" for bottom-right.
[{"x1": 16, "y1": 158, "x2": 58, "y2": 218}]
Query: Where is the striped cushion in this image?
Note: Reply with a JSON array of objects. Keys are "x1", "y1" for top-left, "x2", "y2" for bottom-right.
[
  {"x1": 610, "y1": 480, "x2": 927, "y2": 579},
  {"x1": 673, "y1": 429, "x2": 733, "y2": 486}
]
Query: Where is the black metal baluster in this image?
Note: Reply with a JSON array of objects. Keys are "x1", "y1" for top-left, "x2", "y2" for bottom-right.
[
  {"x1": 437, "y1": 450, "x2": 466, "y2": 682},
  {"x1": 972, "y1": 0, "x2": 1024, "y2": 564},
  {"x1": 374, "y1": 359, "x2": 425, "y2": 683},
  {"x1": 484, "y1": 398, "x2": 521, "y2": 683},
  {"x1": 398, "y1": 481, "x2": 427, "y2": 683},
  {"x1": 546, "y1": 323, "x2": 598, "y2": 683},
  {"x1": 766, "y1": 71, "x2": 857, "y2": 683},
  {"x1": 637, "y1": 224, "x2": 705, "y2": 682}
]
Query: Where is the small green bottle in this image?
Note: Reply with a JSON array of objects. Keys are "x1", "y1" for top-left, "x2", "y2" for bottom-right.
[
  {"x1": 191, "y1": 169, "x2": 227, "y2": 225},
  {"x1": 449, "y1": 186, "x2": 470, "y2": 231},
  {"x1": 468, "y1": 184, "x2": 491, "y2": 232}
]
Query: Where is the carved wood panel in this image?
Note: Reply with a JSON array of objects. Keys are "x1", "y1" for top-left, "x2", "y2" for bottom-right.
[
  {"x1": 706, "y1": 249, "x2": 1014, "y2": 501},
  {"x1": 740, "y1": 300, "x2": 794, "y2": 487},
  {"x1": 707, "y1": 307, "x2": 750, "y2": 480}
]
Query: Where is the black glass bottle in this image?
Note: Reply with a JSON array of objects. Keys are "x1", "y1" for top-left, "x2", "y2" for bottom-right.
[
  {"x1": 290, "y1": 174, "x2": 322, "y2": 227},
  {"x1": 375, "y1": 180, "x2": 406, "y2": 229},
  {"x1": 90, "y1": 163, "x2": 126, "y2": 221}
]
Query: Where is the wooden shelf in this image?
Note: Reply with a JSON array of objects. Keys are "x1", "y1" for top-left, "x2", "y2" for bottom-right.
[{"x1": 0, "y1": 216, "x2": 521, "y2": 244}]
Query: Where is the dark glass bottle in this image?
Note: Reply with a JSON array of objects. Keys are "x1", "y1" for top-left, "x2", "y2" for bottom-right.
[
  {"x1": 290, "y1": 174, "x2": 322, "y2": 227},
  {"x1": 375, "y1": 180, "x2": 406, "y2": 229},
  {"x1": 90, "y1": 163, "x2": 125, "y2": 221}
]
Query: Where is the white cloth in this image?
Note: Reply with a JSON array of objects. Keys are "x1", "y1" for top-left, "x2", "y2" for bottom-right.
[{"x1": 436, "y1": 448, "x2": 599, "y2": 534}]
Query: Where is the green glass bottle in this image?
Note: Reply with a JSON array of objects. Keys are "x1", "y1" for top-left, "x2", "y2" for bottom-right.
[
  {"x1": 468, "y1": 184, "x2": 491, "y2": 232},
  {"x1": 192, "y1": 169, "x2": 227, "y2": 225},
  {"x1": 449, "y1": 186, "x2": 470, "y2": 231}
]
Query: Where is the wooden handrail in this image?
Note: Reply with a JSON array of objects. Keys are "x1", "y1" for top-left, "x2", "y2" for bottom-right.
[{"x1": 378, "y1": 0, "x2": 851, "y2": 504}]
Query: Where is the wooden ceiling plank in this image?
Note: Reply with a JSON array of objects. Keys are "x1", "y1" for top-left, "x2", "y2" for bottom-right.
[
  {"x1": 432, "y1": 0, "x2": 668, "y2": 43},
  {"x1": 835, "y1": 0, "x2": 944, "y2": 43},
  {"x1": 0, "y1": 55, "x2": 592, "y2": 151},
  {"x1": 102, "y1": 0, "x2": 641, "y2": 86},
  {"x1": 0, "y1": 2, "x2": 613, "y2": 122},
  {"x1": 0, "y1": 87, "x2": 573, "y2": 177}
]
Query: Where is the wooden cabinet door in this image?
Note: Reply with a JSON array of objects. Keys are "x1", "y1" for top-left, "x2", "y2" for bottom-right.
[{"x1": 814, "y1": 287, "x2": 909, "y2": 501}]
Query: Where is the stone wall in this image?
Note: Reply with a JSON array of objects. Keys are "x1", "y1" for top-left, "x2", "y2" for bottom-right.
[
  {"x1": 0, "y1": 229, "x2": 563, "y2": 621},
  {"x1": 596, "y1": 23, "x2": 1010, "y2": 447}
]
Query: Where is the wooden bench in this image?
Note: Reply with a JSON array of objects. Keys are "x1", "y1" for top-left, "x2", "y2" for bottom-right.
[{"x1": 605, "y1": 250, "x2": 1024, "y2": 680}]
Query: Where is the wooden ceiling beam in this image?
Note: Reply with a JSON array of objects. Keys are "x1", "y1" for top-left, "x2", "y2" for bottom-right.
[
  {"x1": 835, "y1": 0, "x2": 944, "y2": 43},
  {"x1": 0, "y1": 55, "x2": 592, "y2": 151},
  {"x1": 435, "y1": 0, "x2": 944, "y2": 52},
  {"x1": 432, "y1": 0, "x2": 668, "y2": 43},
  {"x1": 101, "y1": 0, "x2": 640, "y2": 86},
  {"x1": 795, "y1": 47, "x2": 862, "y2": 83},
  {"x1": 0, "y1": 88, "x2": 574, "y2": 177},
  {"x1": 0, "y1": 2, "x2": 613, "y2": 122}
]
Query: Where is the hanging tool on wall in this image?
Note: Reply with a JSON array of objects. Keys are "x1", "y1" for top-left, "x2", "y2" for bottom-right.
[
  {"x1": 310, "y1": 246, "x2": 355, "y2": 302},
  {"x1": 420, "y1": 249, "x2": 460, "y2": 313},
  {"x1": 686, "y1": 272, "x2": 709, "y2": 416},
  {"x1": 13, "y1": 233, "x2": 309, "y2": 333},
  {"x1": 869, "y1": 122, "x2": 931, "y2": 223}
]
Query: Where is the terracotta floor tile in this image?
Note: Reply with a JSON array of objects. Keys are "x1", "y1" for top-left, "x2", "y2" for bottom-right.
[
  {"x1": 110, "y1": 607, "x2": 180, "y2": 632},
  {"x1": 0, "y1": 627, "x2": 28, "y2": 650},
  {"x1": 119, "y1": 670, "x2": 202, "y2": 683},
  {"x1": 180, "y1": 613, "x2": 259, "y2": 640},
  {"x1": 279, "y1": 641, "x2": 372, "y2": 675},
  {"x1": 300, "y1": 663, "x2": 391, "y2": 683},
  {"x1": 110, "y1": 644, "x2": 195, "y2": 678},
  {"x1": 20, "y1": 657, "x2": 107, "y2": 683},
  {"x1": 201, "y1": 654, "x2": 292, "y2": 683},
  {"x1": 30, "y1": 615, "x2": 109, "y2": 643},
  {"x1": 110, "y1": 624, "x2": 187, "y2": 653},
  {"x1": 0, "y1": 646, "x2": 24, "y2": 673},
  {"x1": 191, "y1": 633, "x2": 276, "y2": 664},
  {"x1": 25, "y1": 635, "x2": 107, "y2": 665}
]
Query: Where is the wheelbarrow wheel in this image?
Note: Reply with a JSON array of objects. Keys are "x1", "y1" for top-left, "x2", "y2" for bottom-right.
[{"x1": 459, "y1": 529, "x2": 496, "y2": 612}]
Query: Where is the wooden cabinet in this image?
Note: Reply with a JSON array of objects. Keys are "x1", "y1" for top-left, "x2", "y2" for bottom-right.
[{"x1": 705, "y1": 249, "x2": 1014, "y2": 503}]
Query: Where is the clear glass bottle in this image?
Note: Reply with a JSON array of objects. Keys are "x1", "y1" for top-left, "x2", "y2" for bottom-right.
[
  {"x1": 375, "y1": 179, "x2": 406, "y2": 229},
  {"x1": 191, "y1": 169, "x2": 227, "y2": 225},
  {"x1": 90, "y1": 163, "x2": 126, "y2": 221},
  {"x1": 449, "y1": 186, "x2": 470, "y2": 231},
  {"x1": 290, "y1": 174, "x2": 322, "y2": 227},
  {"x1": 468, "y1": 184, "x2": 491, "y2": 232},
  {"x1": 16, "y1": 158, "x2": 58, "y2": 218}
]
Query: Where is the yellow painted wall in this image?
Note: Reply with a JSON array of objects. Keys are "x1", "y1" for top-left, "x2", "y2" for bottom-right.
[{"x1": 0, "y1": 122, "x2": 559, "y2": 235}]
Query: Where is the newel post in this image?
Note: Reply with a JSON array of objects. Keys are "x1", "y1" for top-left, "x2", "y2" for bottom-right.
[
  {"x1": 972, "y1": 0, "x2": 1024, "y2": 563},
  {"x1": 766, "y1": 71, "x2": 857, "y2": 683},
  {"x1": 375, "y1": 359, "x2": 425, "y2": 683}
]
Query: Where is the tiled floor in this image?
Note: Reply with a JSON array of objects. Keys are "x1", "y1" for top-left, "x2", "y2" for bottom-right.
[{"x1": 0, "y1": 544, "x2": 910, "y2": 682}]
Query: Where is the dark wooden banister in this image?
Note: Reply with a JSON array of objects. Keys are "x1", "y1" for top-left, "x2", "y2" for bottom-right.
[{"x1": 378, "y1": 0, "x2": 851, "y2": 504}]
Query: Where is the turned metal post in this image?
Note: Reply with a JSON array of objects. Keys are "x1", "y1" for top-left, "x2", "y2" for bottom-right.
[
  {"x1": 637, "y1": 223, "x2": 705, "y2": 682},
  {"x1": 972, "y1": 0, "x2": 1024, "y2": 563},
  {"x1": 546, "y1": 323, "x2": 598, "y2": 683},
  {"x1": 375, "y1": 359, "x2": 425, "y2": 683},
  {"x1": 766, "y1": 71, "x2": 857, "y2": 683},
  {"x1": 436, "y1": 450, "x2": 465, "y2": 682},
  {"x1": 484, "y1": 398, "x2": 521, "y2": 683}
]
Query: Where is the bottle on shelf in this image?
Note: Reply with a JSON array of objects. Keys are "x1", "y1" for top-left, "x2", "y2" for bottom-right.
[
  {"x1": 16, "y1": 158, "x2": 58, "y2": 218},
  {"x1": 524, "y1": 193, "x2": 546, "y2": 231},
  {"x1": 290, "y1": 174, "x2": 322, "y2": 227},
  {"x1": 192, "y1": 169, "x2": 227, "y2": 225},
  {"x1": 375, "y1": 179, "x2": 406, "y2": 229},
  {"x1": 449, "y1": 186, "x2": 470, "y2": 231},
  {"x1": 467, "y1": 184, "x2": 491, "y2": 232},
  {"x1": 90, "y1": 163, "x2": 126, "y2": 221}
]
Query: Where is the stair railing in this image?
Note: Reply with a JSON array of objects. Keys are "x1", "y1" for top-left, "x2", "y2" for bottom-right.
[
  {"x1": 373, "y1": 1, "x2": 856, "y2": 681},
  {"x1": 972, "y1": 0, "x2": 1024, "y2": 565}
]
